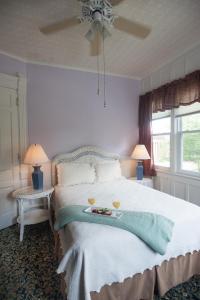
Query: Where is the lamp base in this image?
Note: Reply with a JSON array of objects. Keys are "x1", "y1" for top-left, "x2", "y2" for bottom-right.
[
  {"x1": 136, "y1": 161, "x2": 144, "y2": 180},
  {"x1": 32, "y1": 166, "x2": 43, "y2": 190}
]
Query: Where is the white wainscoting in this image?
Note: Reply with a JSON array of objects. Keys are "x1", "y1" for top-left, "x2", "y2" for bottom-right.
[
  {"x1": 154, "y1": 171, "x2": 200, "y2": 206},
  {"x1": 141, "y1": 43, "x2": 200, "y2": 94}
]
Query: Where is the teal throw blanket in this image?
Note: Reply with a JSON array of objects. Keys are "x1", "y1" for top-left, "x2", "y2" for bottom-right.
[{"x1": 54, "y1": 205, "x2": 174, "y2": 255}]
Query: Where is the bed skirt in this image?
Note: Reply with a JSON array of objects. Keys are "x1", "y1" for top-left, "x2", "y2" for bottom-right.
[
  {"x1": 91, "y1": 251, "x2": 200, "y2": 300},
  {"x1": 54, "y1": 231, "x2": 200, "y2": 300}
]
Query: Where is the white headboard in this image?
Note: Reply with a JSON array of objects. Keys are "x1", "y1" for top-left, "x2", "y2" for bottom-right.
[{"x1": 51, "y1": 146, "x2": 120, "y2": 186}]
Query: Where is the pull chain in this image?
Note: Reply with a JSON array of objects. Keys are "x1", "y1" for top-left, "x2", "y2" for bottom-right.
[
  {"x1": 97, "y1": 32, "x2": 100, "y2": 96},
  {"x1": 96, "y1": 23, "x2": 107, "y2": 108},
  {"x1": 103, "y1": 26, "x2": 107, "y2": 108}
]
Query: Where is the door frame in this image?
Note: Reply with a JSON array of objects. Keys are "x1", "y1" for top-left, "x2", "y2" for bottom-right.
[
  {"x1": 0, "y1": 72, "x2": 28, "y2": 229},
  {"x1": 0, "y1": 72, "x2": 28, "y2": 173}
]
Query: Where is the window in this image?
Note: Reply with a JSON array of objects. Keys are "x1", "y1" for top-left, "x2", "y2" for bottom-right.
[
  {"x1": 152, "y1": 102, "x2": 200, "y2": 176},
  {"x1": 152, "y1": 111, "x2": 171, "y2": 168},
  {"x1": 176, "y1": 104, "x2": 200, "y2": 174}
]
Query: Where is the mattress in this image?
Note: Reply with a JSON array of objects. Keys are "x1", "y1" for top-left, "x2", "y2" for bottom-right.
[{"x1": 54, "y1": 178, "x2": 200, "y2": 300}]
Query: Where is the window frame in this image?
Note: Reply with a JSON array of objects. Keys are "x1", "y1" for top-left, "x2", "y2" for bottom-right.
[
  {"x1": 152, "y1": 115, "x2": 172, "y2": 171},
  {"x1": 152, "y1": 107, "x2": 200, "y2": 178},
  {"x1": 176, "y1": 110, "x2": 200, "y2": 178}
]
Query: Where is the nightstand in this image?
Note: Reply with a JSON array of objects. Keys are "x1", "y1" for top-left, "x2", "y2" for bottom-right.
[
  {"x1": 12, "y1": 186, "x2": 54, "y2": 241},
  {"x1": 129, "y1": 177, "x2": 154, "y2": 188}
]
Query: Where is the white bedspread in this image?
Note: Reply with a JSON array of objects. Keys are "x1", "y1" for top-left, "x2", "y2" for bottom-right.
[{"x1": 55, "y1": 178, "x2": 200, "y2": 300}]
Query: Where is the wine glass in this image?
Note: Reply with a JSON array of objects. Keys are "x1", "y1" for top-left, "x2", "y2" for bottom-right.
[
  {"x1": 112, "y1": 200, "x2": 121, "y2": 210},
  {"x1": 88, "y1": 198, "x2": 96, "y2": 206}
]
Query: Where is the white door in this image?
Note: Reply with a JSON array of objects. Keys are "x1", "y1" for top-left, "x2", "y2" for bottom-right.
[{"x1": 0, "y1": 86, "x2": 21, "y2": 229}]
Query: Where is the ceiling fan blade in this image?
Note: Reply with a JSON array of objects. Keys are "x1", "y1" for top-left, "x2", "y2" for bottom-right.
[
  {"x1": 109, "y1": 0, "x2": 125, "y2": 6},
  {"x1": 40, "y1": 16, "x2": 80, "y2": 34},
  {"x1": 90, "y1": 31, "x2": 102, "y2": 56},
  {"x1": 114, "y1": 16, "x2": 151, "y2": 39}
]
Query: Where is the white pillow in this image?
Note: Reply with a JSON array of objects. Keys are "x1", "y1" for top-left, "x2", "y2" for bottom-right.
[
  {"x1": 57, "y1": 162, "x2": 95, "y2": 186},
  {"x1": 95, "y1": 161, "x2": 122, "y2": 182}
]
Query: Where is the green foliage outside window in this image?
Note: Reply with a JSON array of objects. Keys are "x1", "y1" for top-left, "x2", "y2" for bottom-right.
[
  {"x1": 183, "y1": 133, "x2": 200, "y2": 172},
  {"x1": 181, "y1": 113, "x2": 200, "y2": 172}
]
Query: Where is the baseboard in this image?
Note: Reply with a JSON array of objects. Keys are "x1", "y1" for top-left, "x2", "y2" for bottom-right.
[{"x1": 0, "y1": 211, "x2": 17, "y2": 230}]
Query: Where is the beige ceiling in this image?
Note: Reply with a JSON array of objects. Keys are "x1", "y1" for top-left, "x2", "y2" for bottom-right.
[{"x1": 0, "y1": 0, "x2": 200, "y2": 78}]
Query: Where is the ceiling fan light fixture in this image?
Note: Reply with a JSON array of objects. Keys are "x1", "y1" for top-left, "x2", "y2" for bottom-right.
[
  {"x1": 101, "y1": 26, "x2": 111, "y2": 40},
  {"x1": 40, "y1": 0, "x2": 151, "y2": 54},
  {"x1": 85, "y1": 28, "x2": 95, "y2": 41}
]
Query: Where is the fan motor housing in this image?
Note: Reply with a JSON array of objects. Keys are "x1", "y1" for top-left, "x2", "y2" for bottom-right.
[
  {"x1": 92, "y1": 10, "x2": 102, "y2": 21},
  {"x1": 80, "y1": 0, "x2": 114, "y2": 24}
]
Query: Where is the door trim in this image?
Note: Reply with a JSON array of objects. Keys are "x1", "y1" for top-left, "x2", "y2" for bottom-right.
[
  {"x1": 0, "y1": 72, "x2": 28, "y2": 176},
  {"x1": 0, "y1": 72, "x2": 28, "y2": 229}
]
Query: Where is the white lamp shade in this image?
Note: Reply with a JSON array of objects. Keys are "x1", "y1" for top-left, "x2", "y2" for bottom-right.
[
  {"x1": 24, "y1": 144, "x2": 49, "y2": 165},
  {"x1": 131, "y1": 144, "x2": 150, "y2": 160}
]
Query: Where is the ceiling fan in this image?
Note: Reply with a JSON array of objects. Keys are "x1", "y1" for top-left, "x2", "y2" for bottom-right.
[{"x1": 40, "y1": 0, "x2": 151, "y2": 56}]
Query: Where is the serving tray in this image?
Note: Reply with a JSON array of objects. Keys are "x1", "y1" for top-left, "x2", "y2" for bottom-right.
[{"x1": 84, "y1": 207, "x2": 123, "y2": 219}]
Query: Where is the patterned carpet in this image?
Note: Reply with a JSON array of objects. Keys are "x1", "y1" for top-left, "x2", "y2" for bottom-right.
[
  {"x1": 0, "y1": 222, "x2": 63, "y2": 300},
  {"x1": 0, "y1": 222, "x2": 199, "y2": 300}
]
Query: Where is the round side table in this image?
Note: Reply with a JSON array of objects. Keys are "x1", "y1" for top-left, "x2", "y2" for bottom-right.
[{"x1": 12, "y1": 186, "x2": 54, "y2": 242}]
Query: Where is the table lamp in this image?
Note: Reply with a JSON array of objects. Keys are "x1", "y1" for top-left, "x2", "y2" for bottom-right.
[
  {"x1": 131, "y1": 144, "x2": 150, "y2": 180},
  {"x1": 24, "y1": 144, "x2": 49, "y2": 190}
]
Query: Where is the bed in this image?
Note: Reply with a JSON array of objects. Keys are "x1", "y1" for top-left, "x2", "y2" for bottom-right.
[{"x1": 52, "y1": 146, "x2": 200, "y2": 300}]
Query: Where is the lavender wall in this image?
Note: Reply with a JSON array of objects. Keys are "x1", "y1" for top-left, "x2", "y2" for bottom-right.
[
  {"x1": 26, "y1": 64, "x2": 140, "y2": 158},
  {"x1": 0, "y1": 53, "x2": 140, "y2": 159},
  {"x1": 0, "y1": 53, "x2": 26, "y2": 75}
]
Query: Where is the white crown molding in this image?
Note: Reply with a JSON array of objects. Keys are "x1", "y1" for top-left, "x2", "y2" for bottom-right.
[
  {"x1": 28, "y1": 59, "x2": 141, "y2": 80},
  {"x1": 0, "y1": 50, "x2": 27, "y2": 63},
  {"x1": 0, "y1": 50, "x2": 141, "y2": 80}
]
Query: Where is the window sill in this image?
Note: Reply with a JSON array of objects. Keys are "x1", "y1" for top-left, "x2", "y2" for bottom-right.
[
  {"x1": 154, "y1": 165, "x2": 171, "y2": 172},
  {"x1": 155, "y1": 168, "x2": 200, "y2": 182}
]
